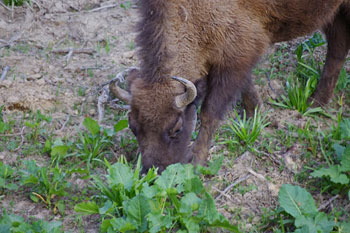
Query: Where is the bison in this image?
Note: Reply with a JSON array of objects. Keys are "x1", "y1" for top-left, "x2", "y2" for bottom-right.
[{"x1": 111, "y1": 0, "x2": 350, "y2": 172}]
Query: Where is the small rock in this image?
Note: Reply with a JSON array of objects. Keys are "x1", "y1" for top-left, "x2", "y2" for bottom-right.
[
  {"x1": 89, "y1": 108, "x2": 96, "y2": 116},
  {"x1": 36, "y1": 78, "x2": 46, "y2": 85},
  {"x1": 122, "y1": 50, "x2": 135, "y2": 59},
  {"x1": 27, "y1": 74, "x2": 42, "y2": 81}
]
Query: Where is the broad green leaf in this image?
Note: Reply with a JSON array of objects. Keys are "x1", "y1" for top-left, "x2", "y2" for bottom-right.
[
  {"x1": 83, "y1": 117, "x2": 100, "y2": 136},
  {"x1": 41, "y1": 221, "x2": 62, "y2": 233},
  {"x1": 0, "y1": 178, "x2": 5, "y2": 188},
  {"x1": 110, "y1": 217, "x2": 136, "y2": 232},
  {"x1": 156, "y1": 163, "x2": 186, "y2": 192},
  {"x1": 142, "y1": 183, "x2": 158, "y2": 199},
  {"x1": 183, "y1": 217, "x2": 200, "y2": 233},
  {"x1": 198, "y1": 191, "x2": 219, "y2": 223},
  {"x1": 114, "y1": 120, "x2": 128, "y2": 132},
  {"x1": 124, "y1": 195, "x2": 151, "y2": 232},
  {"x1": 311, "y1": 166, "x2": 349, "y2": 184},
  {"x1": 197, "y1": 156, "x2": 224, "y2": 175},
  {"x1": 340, "y1": 118, "x2": 350, "y2": 140},
  {"x1": 278, "y1": 184, "x2": 318, "y2": 218},
  {"x1": 333, "y1": 143, "x2": 345, "y2": 160},
  {"x1": 0, "y1": 122, "x2": 8, "y2": 134},
  {"x1": 340, "y1": 147, "x2": 350, "y2": 172},
  {"x1": 74, "y1": 202, "x2": 100, "y2": 215},
  {"x1": 107, "y1": 163, "x2": 134, "y2": 191},
  {"x1": 180, "y1": 192, "x2": 201, "y2": 215},
  {"x1": 294, "y1": 212, "x2": 334, "y2": 233},
  {"x1": 99, "y1": 200, "x2": 113, "y2": 215},
  {"x1": 50, "y1": 145, "x2": 69, "y2": 157},
  {"x1": 339, "y1": 222, "x2": 350, "y2": 233},
  {"x1": 148, "y1": 213, "x2": 172, "y2": 233},
  {"x1": 208, "y1": 214, "x2": 240, "y2": 232},
  {"x1": 184, "y1": 177, "x2": 204, "y2": 194}
]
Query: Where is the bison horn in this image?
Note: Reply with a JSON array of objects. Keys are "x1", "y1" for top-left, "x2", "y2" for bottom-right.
[
  {"x1": 109, "y1": 67, "x2": 138, "y2": 104},
  {"x1": 171, "y1": 76, "x2": 197, "y2": 108}
]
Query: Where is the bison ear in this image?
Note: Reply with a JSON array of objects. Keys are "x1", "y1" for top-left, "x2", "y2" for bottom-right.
[
  {"x1": 109, "y1": 67, "x2": 139, "y2": 104},
  {"x1": 126, "y1": 68, "x2": 141, "y2": 92},
  {"x1": 193, "y1": 78, "x2": 208, "y2": 107}
]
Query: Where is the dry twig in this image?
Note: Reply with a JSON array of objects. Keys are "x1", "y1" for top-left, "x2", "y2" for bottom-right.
[
  {"x1": 14, "y1": 126, "x2": 26, "y2": 152},
  {"x1": 0, "y1": 1, "x2": 12, "y2": 11},
  {"x1": 51, "y1": 48, "x2": 96, "y2": 55},
  {"x1": 215, "y1": 174, "x2": 251, "y2": 200},
  {"x1": 88, "y1": 4, "x2": 118, "y2": 13},
  {"x1": 98, "y1": 88, "x2": 110, "y2": 124},
  {"x1": 58, "y1": 115, "x2": 70, "y2": 132},
  {"x1": 318, "y1": 195, "x2": 339, "y2": 211},
  {"x1": 65, "y1": 48, "x2": 74, "y2": 65}
]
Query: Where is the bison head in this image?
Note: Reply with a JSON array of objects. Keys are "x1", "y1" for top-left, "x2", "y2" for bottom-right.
[{"x1": 110, "y1": 68, "x2": 201, "y2": 172}]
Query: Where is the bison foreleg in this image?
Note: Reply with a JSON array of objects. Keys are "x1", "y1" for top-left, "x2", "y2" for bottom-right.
[
  {"x1": 312, "y1": 11, "x2": 350, "y2": 106},
  {"x1": 192, "y1": 65, "x2": 260, "y2": 164}
]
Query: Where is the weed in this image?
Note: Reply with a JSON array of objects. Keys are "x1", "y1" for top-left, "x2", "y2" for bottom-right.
[
  {"x1": 3, "y1": 0, "x2": 29, "y2": 6},
  {"x1": 120, "y1": 1, "x2": 132, "y2": 10},
  {"x1": 24, "y1": 110, "x2": 52, "y2": 144},
  {"x1": 223, "y1": 108, "x2": 270, "y2": 147},
  {"x1": 75, "y1": 157, "x2": 239, "y2": 233},
  {"x1": 0, "y1": 162, "x2": 18, "y2": 193},
  {"x1": 276, "y1": 184, "x2": 349, "y2": 233},
  {"x1": 20, "y1": 160, "x2": 69, "y2": 210},
  {"x1": 0, "y1": 211, "x2": 62, "y2": 233},
  {"x1": 271, "y1": 33, "x2": 326, "y2": 116},
  {"x1": 270, "y1": 75, "x2": 323, "y2": 116}
]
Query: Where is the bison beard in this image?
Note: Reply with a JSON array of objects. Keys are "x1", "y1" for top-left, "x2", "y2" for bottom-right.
[{"x1": 111, "y1": 0, "x2": 350, "y2": 172}]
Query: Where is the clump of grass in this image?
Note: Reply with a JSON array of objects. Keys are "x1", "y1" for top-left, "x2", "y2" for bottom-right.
[
  {"x1": 270, "y1": 75, "x2": 323, "y2": 116},
  {"x1": 224, "y1": 108, "x2": 270, "y2": 147}
]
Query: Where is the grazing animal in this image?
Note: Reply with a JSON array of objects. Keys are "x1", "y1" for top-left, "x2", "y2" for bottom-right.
[{"x1": 112, "y1": 0, "x2": 350, "y2": 171}]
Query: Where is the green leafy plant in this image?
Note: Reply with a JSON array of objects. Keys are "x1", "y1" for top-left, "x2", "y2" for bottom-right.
[
  {"x1": 271, "y1": 33, "x2": 326, "y2": 116},
  {"x1": 278, "y1": 184, "x2": 349, "y2": 233},
  {"x1": 75, "y1": 157, "x2": 239, "y2": 233},
  {"x1": 0, "y1": 211, "x2": 62, "y2": 233},
  {"x1": 25, "y1": 110, "x2": 52, "y2": 144},
  {"x1": 270, "y1": 75, "x2": 323, "y2": 116},
  {"x1": 19, "y1": 160, "x2": 69, "y2": 209},
  {"x1": 73, "y1": 117, "x2": 124, "y2": 171},
  {"x1": 3, "y1": 0, "x2": 29, "y2": 6},
  {"x1": 0, "y1": 105, "x2": 9, "y2": 134},
  {"x1": 311, "y1": 139, "x2": 350, "y2": 195},
  {"x1": 120, "y1": 1, "x2": 132, "y2": 10},
  {"x1": 0, "y1": 161, "x2": 18, "y2": 192},
  {"x1": 223, "y1": 108, "x2": 270, "y2": 147}
]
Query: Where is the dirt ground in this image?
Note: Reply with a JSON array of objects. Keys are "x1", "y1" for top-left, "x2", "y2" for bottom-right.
[{"x1": 0, "y1": 1, "x2": 349, "y2": 232}]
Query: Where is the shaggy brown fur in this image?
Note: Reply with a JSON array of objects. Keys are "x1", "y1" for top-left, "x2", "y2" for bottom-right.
[{"x1": 124, "y1": 0, "x2": 350, "y2": 171}]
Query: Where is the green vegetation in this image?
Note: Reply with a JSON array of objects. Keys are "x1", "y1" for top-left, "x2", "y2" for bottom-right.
[
  {"x1": 223, "y1": 108, "x2": 270, "y2": 148},
  {"x1": 0, "y1": 211, "x2": 62, "y2": 233},
  {"x1": 75, "y1": 157, "x2": 239, "y2": 233},
  {"x1": 277, "y1": 184, "x2": 349, "y2": 233}
]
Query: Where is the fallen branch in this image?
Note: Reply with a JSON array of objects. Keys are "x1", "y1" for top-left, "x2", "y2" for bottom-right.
[
  {"x1": 318, "y1": 195, "x2": 339, "y2": 211},
  {"x1": 88, "y1": 4, "x2": 118, "y2": 13},
  {"x1": 14, "y1": 126, "x2": 26, "y2": 152},
  {"x1": 215, "y1": 174, "x2": 251, "y2": 200},
  {"x1": 212, "y1": 186, "x2": 234, "y2": 202},
  {"x1": 51, "y1": 48, "x2": 96, "y2": 55},
  {"x1": 109, "y1": 103, "x2": 130, "y2": 110},
  {"x1": 65, "y1": 48, "x2": 74, "y2": 65},
  {"x1": 0, "y1": 66, "x2": 10, "y2": 81},
  {"x1": 58, "y1": 115, "x2": 70, "y2": 132},
  {"x1": 0, "y1": 1, "x2": 12, "y2": 11},
  {"x1": 98, "y1": 88, "x2": 110, "y2": 124}
]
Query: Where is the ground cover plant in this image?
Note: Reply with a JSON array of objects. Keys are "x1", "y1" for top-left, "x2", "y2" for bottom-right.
[{"x1": 0, "y1": 1, "x2": 350, "y2": 232}]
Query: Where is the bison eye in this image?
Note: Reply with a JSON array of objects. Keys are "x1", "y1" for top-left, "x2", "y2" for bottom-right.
[{"x1": 169, "y1": 118, "x2": 183, "y2": 138}]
